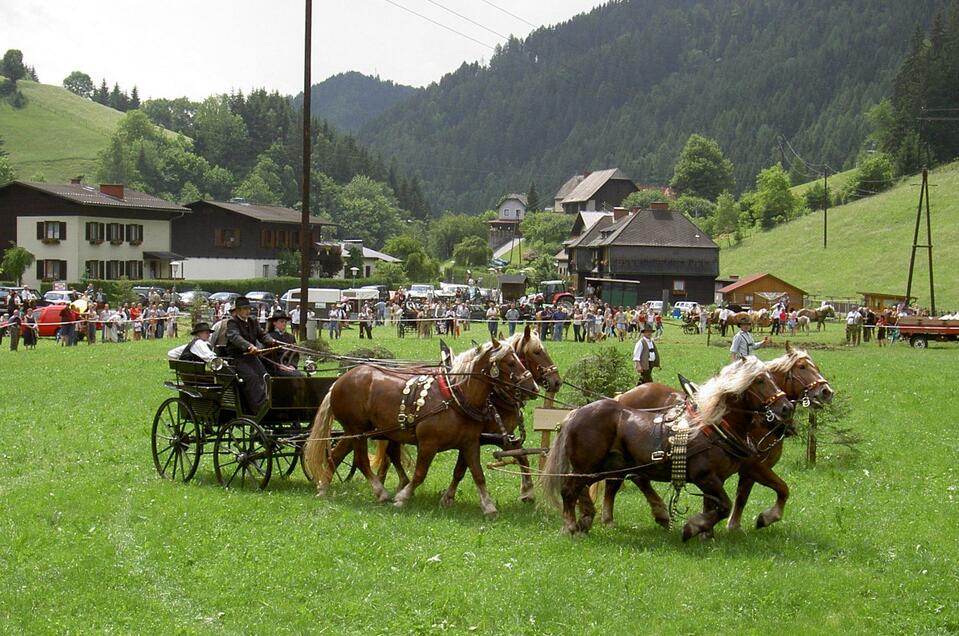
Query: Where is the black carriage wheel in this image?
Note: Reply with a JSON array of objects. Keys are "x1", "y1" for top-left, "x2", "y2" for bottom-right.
[
  {"x1": 151, "y1": 397, "x2": 202, "y2": 482},
  {"x1": 300, "y1": 431, "x2": 358, "y2": 483},
  {"x1": 273, "y1": 442, "x2": 300, "y2": 478},
  {"x1": 213, "y1": 418, "x2": 273, "y2": 490}
]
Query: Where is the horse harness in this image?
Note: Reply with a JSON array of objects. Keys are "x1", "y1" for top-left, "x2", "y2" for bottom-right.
[{"x1": 396, "y1": 371, "x2": 493, "y2": 430}]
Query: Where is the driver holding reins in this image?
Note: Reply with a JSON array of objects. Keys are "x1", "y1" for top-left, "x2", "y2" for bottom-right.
[{"x1": 226, "y1": 296, "x2": 278, "y2": 411}]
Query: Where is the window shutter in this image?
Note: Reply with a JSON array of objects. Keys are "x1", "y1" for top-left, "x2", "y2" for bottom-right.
[
  {"x1": 37, "y1": 222, "x2": 43, "y2": 240},
  {"x1": 59, "y1": 260, "x2": 68, "y2": 279},
  {"x1": 59, "y1": 222, "x2": 67, "y2": 240},
  {"x1": 85, "y1": 223, "x2": 92, "y2": 241},
  {"x1": 125, "y1": 224, "x2": 132, "y2": 241},
  {"x1": 37, "y1": 261, "x2": 44, "y2": 279}
]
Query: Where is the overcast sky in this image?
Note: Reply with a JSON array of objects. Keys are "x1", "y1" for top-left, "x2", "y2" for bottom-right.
[{"x1": 2, "y1": 0, "x2": 603, "y2": 100}]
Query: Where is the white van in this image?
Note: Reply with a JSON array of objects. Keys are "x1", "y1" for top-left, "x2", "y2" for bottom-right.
[
  {"x1": 645, "y1": 300, "x2": 664, "y2": 314},
  {"x1": 674, "y1": 301, "x2": 700, "y2": 313},
  {"x1": 281, "y1": 287, "x2": 342, "y2": 310}
]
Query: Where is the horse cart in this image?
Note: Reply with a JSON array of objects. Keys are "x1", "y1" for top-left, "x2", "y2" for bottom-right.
[{"x1": 151, "y1": 358, "x2": 354, "y2": 489}]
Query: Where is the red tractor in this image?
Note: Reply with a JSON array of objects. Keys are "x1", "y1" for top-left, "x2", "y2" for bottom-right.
[{"x1": 539, "y1": 280, "x2": 575, "y2": 309}]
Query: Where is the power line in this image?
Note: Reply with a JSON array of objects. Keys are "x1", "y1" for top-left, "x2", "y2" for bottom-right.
[
  {"x1": 479, "y1": 0, "x2": 538, "y2": 28},
  {"x1": 382, "y1": 0, "x2": 495, "y2": 50},
  {"x1": 424, "y1": 0, "x2": 509, "y2": 40}
]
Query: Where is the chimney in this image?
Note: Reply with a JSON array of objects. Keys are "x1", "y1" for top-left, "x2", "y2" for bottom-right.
[
  {"x1": 99, "y1": 184, "x2": 125, "y2": 199},
  {"x1": 650, "y1": 201, "x2": 668, "y2": 210},
  {"x1": 612, "y1": 206, "x2": 628, "y2": 221}
]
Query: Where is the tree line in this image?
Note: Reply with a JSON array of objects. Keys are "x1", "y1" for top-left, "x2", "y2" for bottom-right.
[
  {"x1": 63, "y1": 71, "x2": 141, "y2": 112},
  {"x1": 0, "y1": 49, "x2": 38, "y2": 108}
]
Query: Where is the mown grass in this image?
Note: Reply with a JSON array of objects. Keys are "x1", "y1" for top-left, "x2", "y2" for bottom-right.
[
  {"x1": 722, "y1": 161, "x2": 959, "y2": 310},
  {"x1": 1, "y1": 322, "x2": 957, "y2": 634},
  {"x1": 0, "y1": 81, "x2": 124, "y2": 183}
]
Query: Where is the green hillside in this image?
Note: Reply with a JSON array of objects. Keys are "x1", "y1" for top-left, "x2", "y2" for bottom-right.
[
  {"x1": 721, "y1": 162, "x2": 959, "y2": 311},
  {"x1": 0, "y1": 80, "x2": 124, "y2": 182},
  {"x1": 789, "y1": 167, "x2": 857, "y2": 199}
]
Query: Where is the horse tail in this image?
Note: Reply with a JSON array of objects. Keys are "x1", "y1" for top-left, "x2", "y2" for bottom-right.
[
  {"x1": 304, "y1": 390, "x2": 335, "y2": 494},
  {"x1": 540, "y1": 411, "x2": 575, "y2": 509},
  {"x1": 370, "y1": 440, "x2": 389, "y2": 472}
]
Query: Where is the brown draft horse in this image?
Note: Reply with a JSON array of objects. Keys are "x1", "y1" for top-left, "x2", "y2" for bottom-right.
[
  {"x1": 303, "y1": 339, "x2": 538, "y2": 516},
  {"x1": 610, "y1": 344, "x2": 833, "y2": 530},
  {"x1": 541, "y1": 357, "x2": 794, "y2": 541},
  {"x1": 798, "y1": 304, "x2": 836, "y2": 331},
  {"x1": 364, "y1": 326, "x2": 562, "y2": 503}
]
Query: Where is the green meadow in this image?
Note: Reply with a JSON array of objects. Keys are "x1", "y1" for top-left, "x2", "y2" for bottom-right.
[{"x1": 1, "y1": 322, "x2": 956, "y2": 634}]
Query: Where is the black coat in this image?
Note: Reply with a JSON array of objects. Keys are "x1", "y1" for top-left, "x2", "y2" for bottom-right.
[{"x1": 225, "y1": 315, "x2": 275, "y2": 355}]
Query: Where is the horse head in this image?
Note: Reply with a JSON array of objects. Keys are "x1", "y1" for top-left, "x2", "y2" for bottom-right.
[
  {"x1": 509, "y1": 325, "x2": 562, "y2": 393},
  {"x1": 770, "y1": 344, "x2": 833, "y2": 409},
  {"x1": 696, "y1": 357, "x2": 794, "y2": 437},
  {"x1": 485, "y1": 337, "x2": 539, "y2": 396}
]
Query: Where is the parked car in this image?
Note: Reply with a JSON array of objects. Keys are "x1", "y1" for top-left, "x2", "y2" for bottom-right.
[
  {"x1": 245, "y1": 291, "x2": 276, "y2": 305},
  {"x1": 673, "y1": 301, "x2": 700, "y2": 313},
  {"x1": 32, "y1": 305, "x2": 68, "y2": 337},
  {"x1": 408, "y1": 284, "x2": 435, "y2": 301},
  {"x1": 360, "y1": 284, "x2": 391, "y2": 302},
  {"x1": 0, "y1": 286, "x2": 40, "y2": 305},
  {"x1": 133, "y1": 286, "x2": 165, "y2": 304},
  {"x1": 176, "y1": 290, "x2": 211, "y2": 309},
  {"x1": 209, "y1": 291, "x2": 240, "y2": 305},
  {"x1": 41, "y1": 290, "x2": 80, "y2": 306},
  {"x1": 645, "y1": 300, "x2": 664, "y2": 314}
]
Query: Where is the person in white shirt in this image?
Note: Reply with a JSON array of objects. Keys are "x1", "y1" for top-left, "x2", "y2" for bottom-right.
[
  {"x1": 730, "y1": 317, "x2": 769, "y2": 361},
  {"x1": 632, "y1": 325, "x2": 660, "y2": 384},
  {"x1": 167, "y1": 322, "x2": 217, "y2": 363}
]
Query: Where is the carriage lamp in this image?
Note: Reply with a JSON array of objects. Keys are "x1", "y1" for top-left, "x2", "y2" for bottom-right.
[
  {"x1": 304, "y1": 359, "x2": 317, "y2": 375},
  {"x1": 211, "y1": 357, "x2": 226, "y2": 371}
]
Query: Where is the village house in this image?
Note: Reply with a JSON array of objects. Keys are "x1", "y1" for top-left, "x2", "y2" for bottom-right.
[
  {"x1": 0, "y1": 180, "x2": 189, "y2": 287},
  {"x1": 338, "y1": 240, "x2": 401, "y2": 279},
  {"x1": 566, "y1": 202, "x2": 718, "y2": 304},
  {"x1": 488, "y1": 193, "x2": 527, "y2": 251},
  {"x1": 174, "y1": 199, "x2": 336, "y2": 279},
  {"x1": 717, "y1": 272, "x2": 807, "y2": 309},
  {"x1": 552, "y1": 168, "x2": 639, "y2": 214}
]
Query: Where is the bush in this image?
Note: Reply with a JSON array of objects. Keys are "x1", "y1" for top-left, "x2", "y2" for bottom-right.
[
  {"x1": 560, "y1": 345, "x2": 634, "y2": 406},
  {"x1": 340, "y1": 346, "x2": 396, "y2": 370}
]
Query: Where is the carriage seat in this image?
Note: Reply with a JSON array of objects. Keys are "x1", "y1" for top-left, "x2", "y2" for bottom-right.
[{"x1": 168, "y1": 359, "x2": 216, "y2": 387}]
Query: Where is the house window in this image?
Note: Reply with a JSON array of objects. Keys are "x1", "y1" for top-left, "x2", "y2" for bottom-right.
[
  {"x1": 36, "y1": 259, "x2": 67, "y2": 281},
  {"x1": 215, "y1": 228, "x2": 240, "y2": 248},
  {"x1": 105, "y1": 260, "x2": 125, "y2": 280},
  {"x1": 672, "y1": 279, "x2": 686, "y2": 296},
  {"x1": 85, "y1": 222, "x2": 105, "y2": 243},
  {"x1": 126, "y1": 260, "x2": 143, "y2": 279},
  {"x1": 260, "y1": 229, "x2": 275, "y2": 248},
  {"x1": 36, "y1": 221, "x2": 67, "y2": 243},
  {"x1": 85, "y1": 260, "x2": 105, "y2": 279},
  {"x1": 125, "y1": 224, "x2": 144, "y2": 245},
  {"x1": 745, "y1": 294, "x2": 753, "y2": 305},
  {"x1": 277, "y1": 230, "x2": 289, "y2": 249},
  {"x1": 106, "y1": 223, "x2": 124, "y2": 244},
  {"x1": 365, "y1": 265, "x2": 371, "y2": 278}
]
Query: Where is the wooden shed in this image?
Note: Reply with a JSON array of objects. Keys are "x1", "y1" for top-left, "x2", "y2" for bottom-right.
[
  {"x1": 858, "y1": 291, "x2": 914, "y2": 311},
  {"x1": 499, "y1": 274, "x2": 529, "y2": 302},
  {"x1": 717, "y1": 273, "x2": 807, "y2": 309}
]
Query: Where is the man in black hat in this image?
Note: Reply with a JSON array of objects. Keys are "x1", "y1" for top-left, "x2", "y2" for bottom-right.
[
  {"x1": 167, "y1": 322, "x2": 216, "y2": 363},
  {"x1": 265, "y1": 309, "x2": 303, "y2": 377},
  {"x1": 730, "y1": 316, "x2": 769, "y2": 361},
  {"x1": 226, "y1": 297, "x2": 278, "y2": 411},
  {"x1": 632, "y1": 324, "x2": 660, "y2": 385}
]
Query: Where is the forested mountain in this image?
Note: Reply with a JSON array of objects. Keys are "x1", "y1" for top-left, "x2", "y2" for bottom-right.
[
  {"x1": 358, "y1": 0, "x2": 949, "y2": 213},
  {"x1": 293, "y1": 72, "x2": 419, "y2": 133}
]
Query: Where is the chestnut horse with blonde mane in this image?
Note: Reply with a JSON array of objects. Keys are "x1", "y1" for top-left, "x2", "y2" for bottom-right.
[
  {"x1": 365, "y1": 326, "x2": 562, "y2": 504},
  {"x1": 609, "y1": 344, "x2": 833, "y2": 530},
  {"x1": 303, "y1": 339, "x2": 537, "y2": 516},
  {"x1": 541, "y1": 357, "x2": 794, "y2": 541}
]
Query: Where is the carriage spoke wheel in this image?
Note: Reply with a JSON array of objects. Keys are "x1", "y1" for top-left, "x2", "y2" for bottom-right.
[
  {"x1": 151, "y1": 397, "x2": 202, "y2": 482},
  {"x1": 213, "y1": 418, "x2": 273, "y2": 490},
  {"x1": 273, "y1": 439, "x2": 300, "y2": 478}
]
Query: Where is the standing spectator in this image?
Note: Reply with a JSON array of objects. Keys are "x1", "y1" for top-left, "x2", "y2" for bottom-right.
[
  {"x1": 505, "y1": 303, "x2": 520, "y2": 337},
  {"x1": 730, "y1": 317, "x2": 769, "y2": 361},
  {"x1": 7, "y1": 309, "x2": 21, "y2": 351},
  {"x1": 328, "y1": 305, "x2": 341, "y2": 339},
  {"x1": 130, "y1": 303, "x2": 142, "y2": 341},
  {"x1": 787, "y1": 309, "x2": 798, "y2": 336},
  {"x1": 572, "y1": 306, "x2": 583, "y2": 342},
  {"x1": 155, "y1": 304, "x2": 166, "y2": 339},
  {"x1": 845, "y1": 307, "x2": 858, "y2": 344},
  {"x1": 615, "y1": 308, "x2": 627, "y2": 342},
  {"x1": 358, "y1": 304, "x2": 374, "y2": 339},
  {"x1": 553, "y1": 305, "x2": 567, "y2": 341},
  {"x1": 876, "y1": 314, "x2": 887, "y2": 347},
  {"x1": 654, "y1": 312, "x2": 664, "y2": 339},
  {"x1": 632, "y1": 325, "x2": 660, "y2": 385},
  {"x1": 863, "y1": 308, "x2": 876, "y2": 343},
  {"x1": 699, "y1": 307, "x2": 708, "y2": 335},
  {"x1": 719, "y1": 305, "x2": 733, "y2": 337},
  {"x1": 22, "y1": 309, "x2": 38, "y2": 349},
  {"x1": 166, "y1": 303, "x2": 179, "y2": 338},
  {"x1": 485, "y1": 304, "x2": 499, "y2": 338},
  {"x1": 86, "y1": 305, "x2": 98, "y2": 345}
]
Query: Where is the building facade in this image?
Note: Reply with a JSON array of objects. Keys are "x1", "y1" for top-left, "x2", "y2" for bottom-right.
[
  {"x1": 489, "y1": 193, "x2": 527, "y2": 251},
  {"x1": 0, "y1": 181, "x2": 188, "y2": 287},
  {"x1": 566, "y1": 203, "x2": 718, "y2": 304},
  {"x1": 174, "y1": 200, "x2": 335, "y2": 279},
  {"x1": 717, "y1": 273, "x2": 807, "y2": 309},
  {"x1": 553, "y1": 168, "x2": 638, "y2": 214}
]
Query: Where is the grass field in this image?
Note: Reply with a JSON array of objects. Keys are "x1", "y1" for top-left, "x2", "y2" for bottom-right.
[
  {"x1": 721, "y1": 161, "x2": 959, "y2": 310},
  {"x1": 0, "y1": 81, "x2": 124, "y2": 183},
  {"x1": 1, "y1": 322, "x2": 957, "y2": 633},
  {"x1": 789, "y1": 167, "x2": 858, "y2": 199}
]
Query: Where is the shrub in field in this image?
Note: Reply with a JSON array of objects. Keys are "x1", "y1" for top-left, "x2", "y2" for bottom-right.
[{"x1": 561, "y1": 345, "x2": 633, "y2": 406}]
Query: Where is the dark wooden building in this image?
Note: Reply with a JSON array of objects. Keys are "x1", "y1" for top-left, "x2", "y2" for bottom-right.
[
  {"x1": 566, "y1": 203, "x2": 718, "y2": 304},
  {"x1": 553, "y1": 168, "x2": 638, "y2": 214},
  {"x1": 174, "y1": 200, "x2": 336, "y2": 279}
]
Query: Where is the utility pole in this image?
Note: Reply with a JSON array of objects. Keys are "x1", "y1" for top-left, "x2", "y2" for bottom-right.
[
  {"x1": 298, "y1": 0, "x2": 312, "y2": 341},
  {"x1": 822, "y1": 167, "x2": 829, "y2": 249},
  {"x1": 904, "y1": 168, "x2": 936, "y2": 316}
]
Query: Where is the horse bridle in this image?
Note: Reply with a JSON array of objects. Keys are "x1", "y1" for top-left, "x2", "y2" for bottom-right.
[
  {"x1": 784, "y1": 365, "x2": 830, "y2": 408},
  {"x1": 745, "y1": 385, "x2": 789, "y2": 423}
]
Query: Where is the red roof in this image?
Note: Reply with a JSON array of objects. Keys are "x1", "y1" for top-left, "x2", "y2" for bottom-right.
[{"x1": 717, "y1": 272, "x2": 807, "y2": 295}]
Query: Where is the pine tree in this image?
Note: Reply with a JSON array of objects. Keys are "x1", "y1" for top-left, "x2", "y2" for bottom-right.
[
  {"x1": 129, "y1": 85, "x2": 140, "y2": 110},
  {"x1": 526, "y1": 181, "x2": 540, "y2": 211},
  {"x1": 95, "y1": 79, "x2": 109, "y2": 104},
  {"x1": 109, "y1": 83, "x2": 123, "y2": 110}
]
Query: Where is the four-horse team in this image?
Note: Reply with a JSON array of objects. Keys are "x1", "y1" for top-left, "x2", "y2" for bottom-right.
[{"x1": 160, "y1": 303, "x2": 835, "y2": 543}]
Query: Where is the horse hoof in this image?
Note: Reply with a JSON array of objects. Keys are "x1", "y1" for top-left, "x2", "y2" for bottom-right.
[
  {"x1": 654, "y1": 515, "x2": 670, "y2": 529},
  {"x1": 483, "y1": 510, "x2": 498, "y2": 520},
  {"x1": 756, "y1": 513, "x2": 777, "y2": 529},
  {"x1": 601, "y1": 517, "x2": 614, "y2": 528},
  {"x1": 682, "y1": 525, "x2": 697, "y2": 542},
  {"x1": 727, "y1": 520, "x2": 743, "y2": 531},
  {"x1": 439, "y1": 495, "x2": 454, "y2": 508},
  {"x1": 698, "y1": 530, "x2": 715, "y2": 542}
]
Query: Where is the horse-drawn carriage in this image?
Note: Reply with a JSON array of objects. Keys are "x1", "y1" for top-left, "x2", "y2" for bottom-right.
[{"x1": 151, "y1": 358, "x2": 354, "y2": 489}]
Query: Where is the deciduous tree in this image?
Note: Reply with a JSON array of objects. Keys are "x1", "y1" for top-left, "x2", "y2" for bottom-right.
[
  {"x1": 670, "y1": 134, "x2": 735, "y2": 201},
  {"x1": 63, "y1": 71, "x2": 94, "y2": 99}
]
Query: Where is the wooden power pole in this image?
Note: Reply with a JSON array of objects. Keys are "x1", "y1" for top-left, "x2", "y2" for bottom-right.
[
  {"x1": 904, "y1": 168, "x2": 936, "y2": 316},
  {"x1": 298, "y1": 0, "x2": 312, "y2": 341}
]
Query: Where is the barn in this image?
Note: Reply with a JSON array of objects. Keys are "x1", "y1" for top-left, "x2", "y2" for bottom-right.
[{"x1": 717, "y1": 273, "x2": 807, "y2": 309}]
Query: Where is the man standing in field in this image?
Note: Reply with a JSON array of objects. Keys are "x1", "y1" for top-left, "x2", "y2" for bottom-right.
[
  {"x1": 730, "y1": 316, "x2": 769, "y2": 361},
  {"x1": 633, "y1": 324, "x2": 660, "y2": 384}
]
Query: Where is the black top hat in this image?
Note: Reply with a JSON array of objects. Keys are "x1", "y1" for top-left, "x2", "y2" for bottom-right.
[
  {"x1": 269, "y1": 309, "x2": 290, "y2": 322},
  {"x1": 641, "y1": 324, "x2": 654, "y2": 332},
  {"x1": 234, "y1": 296, "x2": 251, "y2": 310},
  {"x1": 191, "y1": 321, "x2": 212, "y2": 335}
]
